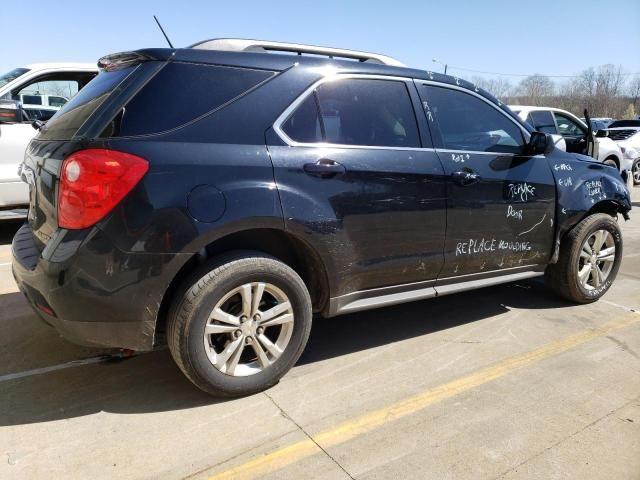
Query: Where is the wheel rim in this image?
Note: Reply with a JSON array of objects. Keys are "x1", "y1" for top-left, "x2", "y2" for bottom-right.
[
  {"x1": 577, "y1": 229, "x2": 616, "y2": 291},
  {"x1": 633, "y1": 160, "x2": 640, "y2": 184},
  {"x1": 203, "y1": 282, "x2": 294, "y2": 377}
]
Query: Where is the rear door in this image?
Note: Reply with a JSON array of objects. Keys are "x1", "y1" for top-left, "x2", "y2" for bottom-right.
[
  {"x1": 268, "y1": 75, "x2": 447, "y2": 297},
  {"x1": 415, "y1": 83, "x2": 556, "y2": 278}
]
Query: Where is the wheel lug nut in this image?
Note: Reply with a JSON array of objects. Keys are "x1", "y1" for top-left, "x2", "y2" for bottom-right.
[
  {"x1": 257, "y1": 327, "x2": 264, "y2": 335},
  {"x1": 240, "y1": 316, "x2": 248, "y2": 323},
  {"x1": 245, "y1": 337, "x2": 253, "y2": 345},
  {"x1": 234, "y1": 330, "x2": 242, "y2": 338},
  {"x1": 253, "y1": 313, "x2": 261, "y2": 321}
]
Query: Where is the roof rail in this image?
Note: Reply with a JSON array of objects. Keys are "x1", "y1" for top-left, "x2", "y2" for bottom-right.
[{"x1": 189, "y1": 38, "x2": 406, "y2": 67}]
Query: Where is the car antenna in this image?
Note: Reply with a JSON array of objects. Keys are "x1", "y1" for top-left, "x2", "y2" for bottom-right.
[{"x1": 153, "y1": 15, "x2": 174, "y2": 48}]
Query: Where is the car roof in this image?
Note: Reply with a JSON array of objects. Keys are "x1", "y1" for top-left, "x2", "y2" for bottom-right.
[
  {"x1": 508, "y1": 105, "x2": 567, "y2": 113},
  {"x1": 120, "y1": 46, "x2": 526, "y2": 127},
  {"x1": 23, "y1": 62, "x2": 98, "y2": 71}
]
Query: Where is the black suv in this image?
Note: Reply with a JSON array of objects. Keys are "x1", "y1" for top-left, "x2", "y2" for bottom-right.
[{"x1": 12, "y1": 39, "x2": 631, "y2": 396}]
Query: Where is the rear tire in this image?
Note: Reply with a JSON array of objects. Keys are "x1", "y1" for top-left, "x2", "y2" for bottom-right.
[
  {"x1": 167, "y1": 251, "x2": 312, "y2": 397},
  {"x1": 545, "y1": 214, "x2": 622, "y2": 304}
]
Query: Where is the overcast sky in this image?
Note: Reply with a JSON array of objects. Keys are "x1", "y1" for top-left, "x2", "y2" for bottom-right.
[{"x1": 3, "y1": 0, "x2": 639, "y2": 82}]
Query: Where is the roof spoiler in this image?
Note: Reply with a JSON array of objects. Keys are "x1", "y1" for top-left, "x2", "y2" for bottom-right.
[
  {"x1": 189, "y1": 38, "x2": 406, "y2": 67},
  {"x1": 97, "y1": 51, "x2": 156, "y2": 71}
]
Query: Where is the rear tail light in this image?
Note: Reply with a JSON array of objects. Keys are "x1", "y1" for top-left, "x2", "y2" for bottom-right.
[{"x1": 58, "y1": 149, "x2": 149, "y2": 229}]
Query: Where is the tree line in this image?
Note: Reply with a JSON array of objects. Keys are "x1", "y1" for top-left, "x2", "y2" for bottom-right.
[{"x1": 469, "y1": 65, "x2": 640, "y2": 120}]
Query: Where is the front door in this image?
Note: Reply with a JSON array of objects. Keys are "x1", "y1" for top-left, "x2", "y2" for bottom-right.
[
  {"x1": 267, "y1": 75, "x2": 447, "y2": 297},
  {"x1": 415, "y1": 82, "x2": 556, "y2": 278},
  {"x1": 553, "y1": 111, "x2": 589, "y2": 155}
]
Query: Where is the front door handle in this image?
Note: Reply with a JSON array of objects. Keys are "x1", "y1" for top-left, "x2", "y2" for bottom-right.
[
  {"x1": 303, "y1": 158, "x2": 346, "y2": 178},
  {"x1": 451, "y1": 170, "x2": 481, "y2": 186}
]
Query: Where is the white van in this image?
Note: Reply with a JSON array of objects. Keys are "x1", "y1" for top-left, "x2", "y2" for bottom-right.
[{"x1": 0, "y1": 63, "x2": 97, "y2": 215}]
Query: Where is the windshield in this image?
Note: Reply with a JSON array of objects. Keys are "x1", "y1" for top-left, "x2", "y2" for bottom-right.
[
  {"x1": 608, "y1": 120, "x2": 640, "y2": 128},
  {"x1": 0, "y1": 67, "x2": 30, "y2": 89}
]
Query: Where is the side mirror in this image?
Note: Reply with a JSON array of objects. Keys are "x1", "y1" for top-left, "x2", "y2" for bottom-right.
[
  {"x1": 525, "y1": 131, "x2": 554, "y2": 156},
  {"x1": 595, "y1": 129, "x2": 609, "y2": 138},
  {"x1": 0, "y1": 99, "x2": 24, "y2": 123}
]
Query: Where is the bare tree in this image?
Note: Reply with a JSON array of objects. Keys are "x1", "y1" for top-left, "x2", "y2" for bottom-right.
[
  {"x1": 570, "y1": 64, "x2": 626, "y2": 117},
  {"x1": 470, "y1": 76, "x2": 513, "y2": 99},
  {"x1": 516, "y1": 74, "x2": 555, "y2": 104},
  {"x1": 628, "y1": 75, "x2": 640, "y2": 112}
]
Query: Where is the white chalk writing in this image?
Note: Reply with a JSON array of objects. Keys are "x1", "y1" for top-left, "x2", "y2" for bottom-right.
[
  {"x1": 554, "y1": 163, "x2": 573, "y2": 171},
  {"x1": 508, "y1": 182, "x2": 536, "y2": 202},
  {"x1": 422, "y1": 101, "x2": 434, "y2": 122},
  {"x1": 558, "y1": 177, "x2": 573, "y2": 187},
  {"x1": 506, "y1": 205, "x2": 523, "y2": 220},
  {"x1": 585, "y1": 180, "x2": 603, "y2": 197},
  {"x1": 451, "y1": 153, "x2": 470, "y2": 163},
  {"x1": 455, "y1": 237, "x2": 532, "y2": 256}
]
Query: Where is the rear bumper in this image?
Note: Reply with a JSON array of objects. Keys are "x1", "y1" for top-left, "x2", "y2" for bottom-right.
[{"x1": 11, "y1": 223, "x2": 190, "y2": 351}]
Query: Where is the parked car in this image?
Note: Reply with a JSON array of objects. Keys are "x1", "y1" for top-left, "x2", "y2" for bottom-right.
[
  {"x1": 12, "y1": 40, "x2": 631, "y2": 397},
  {"x1": 0, "y1": 63, "x2": 97, "y2": 214},
  {"x1": 606, "y1": 119, "x2": 640, "y2": 185},
  {"x1": 582, "y1": 117, "x2": 615, "y2": 131},
  {"x1": 510, "y1": 106, "x2": 628, "y2": 177},
  {"x1": 19, "y1": 93, "x2": 69, "y2": 109}
]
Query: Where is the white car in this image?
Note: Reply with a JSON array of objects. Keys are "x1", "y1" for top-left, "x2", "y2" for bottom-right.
[
  {"x1": 0, "y1": 63, "x2": 97, "y2": 215},
  {"x1": 509, "y1": 106, "x2": 628, "y2": 177},
  {"x1": 606, "y1": 119, "x2": 640, "y2": 185}
]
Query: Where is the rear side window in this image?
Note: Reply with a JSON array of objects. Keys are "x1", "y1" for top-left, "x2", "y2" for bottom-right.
[
  {"x1": 281, "y1": 94, "x2": 323, "y2": 143},
  {"x1": 419, "y1": 85, "x2": 524, "y2": 153},
  {"x1": 115, "y1": 62, "x2": 275, "y2": 137},
  {"x1": 39, "y1": 67, "x2": 133, "y2": 140},
  {"x1": 526, "y1": 110, "x2": 557, "y2": 134},
  {"x1": 282, "y1": 78, "x2": 420, "y2": 148}
]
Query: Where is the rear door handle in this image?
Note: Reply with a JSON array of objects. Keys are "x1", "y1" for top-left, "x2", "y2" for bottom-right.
[
  {"x1": 451, "y1": 170, "x2": 481, "y2": 186},
  {"x1": 303, "y1": 159, "x2": 346, "y2": 178}
]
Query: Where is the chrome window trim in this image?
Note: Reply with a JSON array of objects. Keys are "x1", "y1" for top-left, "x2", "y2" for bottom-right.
[
  {"x1": 272, "y1": 73, "x2": 531, "y2": 153},
  {"x1": 436, "y1": 148, "x2": 519, "y2": 157},
  {"x1": 273, "y1": 74, "x2": 426, "y2": 151}
]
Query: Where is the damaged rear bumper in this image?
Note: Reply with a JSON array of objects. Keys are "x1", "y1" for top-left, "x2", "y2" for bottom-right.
[{"x1": 11, "y1": 223, "x2": 189, "y2": 351}]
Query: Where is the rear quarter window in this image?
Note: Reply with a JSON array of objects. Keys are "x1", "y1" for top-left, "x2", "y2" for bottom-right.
[{"x1": 112, "y1": 62, "x2": 276, "y2": 137}]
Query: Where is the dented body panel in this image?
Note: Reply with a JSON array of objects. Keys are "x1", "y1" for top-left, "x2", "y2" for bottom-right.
[{"x1": 548, "y1": 151, "x2": 631, "y2": 261}]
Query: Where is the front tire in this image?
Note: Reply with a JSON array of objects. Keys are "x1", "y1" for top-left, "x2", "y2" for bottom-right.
[
  {"x1": 633, "y1": 159, "x2": 640, "y2": 186},
  {"x1": 546, "y1": 213, "x2": 622, "y2": 304},
  {"x1": 167, "y1": 252, "x2": 312, "y2": 397}
]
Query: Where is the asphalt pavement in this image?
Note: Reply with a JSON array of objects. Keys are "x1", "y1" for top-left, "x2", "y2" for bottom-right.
[{"x1": 0, "y1": 187, "x2": 639, "y2": 479}]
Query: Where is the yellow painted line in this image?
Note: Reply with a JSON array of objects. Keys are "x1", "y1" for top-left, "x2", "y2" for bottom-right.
[{"x1": 205, "y1": 313, "x2": 640, "y2": 480}]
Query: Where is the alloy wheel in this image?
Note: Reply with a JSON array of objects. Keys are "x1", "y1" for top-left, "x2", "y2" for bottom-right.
[
  {"x1": 203, "y1": 282, "x2": 294, "y2": 376},
  {"x1": 577, "y1": 229, "x2": 616, "y2": 290}
]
